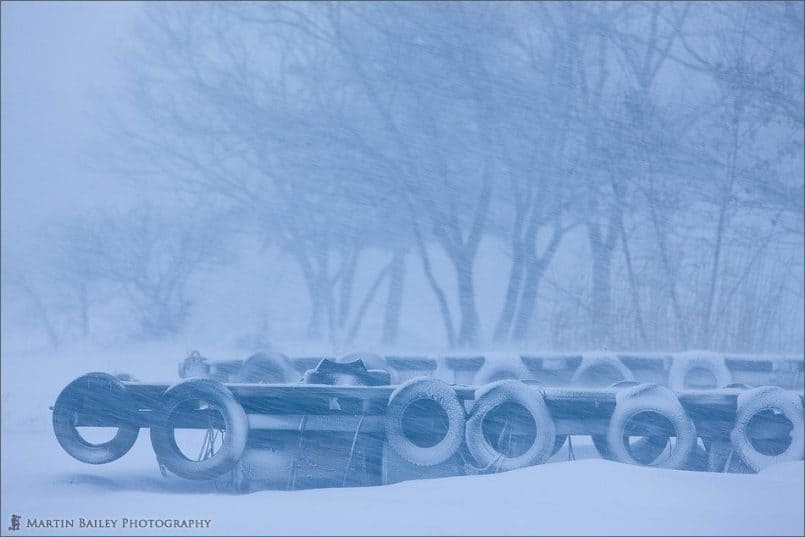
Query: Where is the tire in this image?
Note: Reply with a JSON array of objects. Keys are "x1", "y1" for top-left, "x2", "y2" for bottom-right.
[
  {"x1": 701, "y1": 382, "x2": 746, "y2": 456},
  {"x1": 592, "y1": 380, "x2": 641, "y2": 460},
  {"x1": 52, "y1": 372, "x2": 140, "y2": 464},
  {"x1": 606, "y1": 383, "x2": 697, "y2": 469},
  {"x1": 706, "y1": 439, "x2": 754, "y2": 473},
  {"x1": 233, "y1": 351, "x2": 294, "y2": 384},
  {"x1": 150, "y1": 379, "x2": 248, "y2": 480},
  {"x1": 571, "y1": 355, "x2": 634, "y2": 388},
  {"x1": 385, "y1": 377, "x2": 466, "y2": 467},
  {"x1": 725, "y1": 383, "x2": 753, "y2": 389},
  {"x1": 668, "y1": 352, "x2": 731, "y2": 390},
  {"x1": 703, "y1": 384, "x2": 753, "y2": 473},
  {"x1": 730, "y1": 386, "x2": 804, "y2": 472},
  {"x1": 551, "y1": 435, "x2": 567, "y2": 457},
  {"x1": 465, "y1": 380, "x2": 556, "y2": 472},
  {"x1": 475, "y1": 360, "x2": 531, "y2": 385},
  {"x1": 594, "y1": 430, "x2": 666, "y2": 464}
]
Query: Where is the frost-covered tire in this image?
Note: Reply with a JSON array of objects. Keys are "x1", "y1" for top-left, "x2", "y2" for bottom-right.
[
  {"x1": 591, "y1": 435, "x2": 612, "y2": 460},
  {"x1": 592, "y1": 380, "x2": 641, "y2": 460},
  {"x1": 606, "y1": 383, "x2": 697, "y2": 469},
  {"x1": 571, "y1": 355, "x2": 634, "y2": 387},
  {"x1": 551, "y1": 435, "x2": 567, "y2": 457},
  {"x1": 465, "y1": 380, "x2": 556, "y2": 472},
  {"x1": 475, "y1": 359, "x2": 531, "y2": 384},
  {"x1": 150, "y1": 379, "x2": 248, "y2": 480},
  {"x1": 52, "y1": 372, "x2": 140, "y2": 464},
  {"x1": 385, "y1": 378, "x2": 466, "y2": 466},
  {"x1": 233, "y1": 351, "x2": 295, "y2": 384},
  {"x1": 700, "y1": 383, "x2": 747, "y2": 459},
  {"x1": 706, "y1": 439, "x2": 754, "y2": 473},
  {"x1": 594, "y1": 433, "x2": 668, "y2": 463},
  {"x1": 730, "y1": 386, "x2": 804, "y2": 472},
  {"x1": 668, "y1": 353, "x2": 731, "y2": 390}
]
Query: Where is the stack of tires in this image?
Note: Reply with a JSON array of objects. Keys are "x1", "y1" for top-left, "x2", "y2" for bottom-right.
[
  {"x1": 52, "y1": 356, "x2": 804, "y2": 493},
  {"x1": 382, "y1": 378, "x2": 559, "y2": 482},
  {"x1": 378, "y1": 376, "x2": 804, "y2": 481}
]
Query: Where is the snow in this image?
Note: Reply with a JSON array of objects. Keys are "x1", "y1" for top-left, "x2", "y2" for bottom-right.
[
  {"x1": 2, "y1": 343, "x2": 803, "y2": 536},
  {"x1": 3, "y1": 428, "x2": 803, "y2": 536}
]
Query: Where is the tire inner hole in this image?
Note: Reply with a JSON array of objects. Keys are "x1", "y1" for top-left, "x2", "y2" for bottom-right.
[
  {"x1": 622, "y1": 411, "x2": 675, "y2": 465},
  {"x1": 747, "y1": 409, "x2": 793, "y2": 456},
  {"x1": 482, "y1": 402, "x2": 537, "y2": 458},
  {"x1": 684, "y1": 367, "x2": 718, "y2": 389},
  {"x1": 402, "y1": 398, "x2": 450, "y2": 448},
  {"x1": 168, "y1": 400, "x2": 227, "y2": 461}
]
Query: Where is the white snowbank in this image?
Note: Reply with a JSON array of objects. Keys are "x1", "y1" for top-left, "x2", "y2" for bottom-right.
[
  {"x1": 2, "y1": 343, "x2": 803, "y2": 536},
  {"x1": 4, "y1": 427, "x2": 803, "y2": 536}
]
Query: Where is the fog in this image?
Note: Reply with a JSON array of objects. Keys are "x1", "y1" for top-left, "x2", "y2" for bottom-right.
[{"x1": 2, "y1": 1, "x2": 803, "y2": 357}]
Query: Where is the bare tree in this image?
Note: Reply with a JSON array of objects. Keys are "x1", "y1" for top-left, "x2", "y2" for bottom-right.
[{"x1": 59, "y1": 204, "x2": 230, "y2": 339}]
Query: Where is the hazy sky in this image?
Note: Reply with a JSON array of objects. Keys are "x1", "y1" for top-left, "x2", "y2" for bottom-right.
[
  {"x1": 1, "y1": 2, "x2": 801, "y2": 353},
  {"x1": 1, "y1": 1, "x2": 139, "y2": 250}
]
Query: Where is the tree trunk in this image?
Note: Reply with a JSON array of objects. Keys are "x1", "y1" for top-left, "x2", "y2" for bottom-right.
[
  {"x1": 646, "y1": 186, "x2": 689, "y2": 348},
  {"x1": 382, "y1": 248, "x2": 407, "y2": 345},
  {"x1": 616, "y1": 212, "x2": 648, "y2": 347},
  {"x1": 701, "y1": 103, "x2": 740, "y2": 347},
  {"x1": 511, "y1": 226, "x2": 565, "y2": 343},
  {"x1": 289, "y1": 246, "x2": 326, "y2": 341},
  {"x1": 346, "y1": 263, "x2": 390, "y2": 346},
  {"x1": 307, "y1": 264, "x2": 331, "y2": 341},
  {"x1": 23, "y1": 280, "x2": 60, "y2": 349},
  {"x1": 590, "y1": 247, "x2": 613, "y2": 347},
  {"x1": 412, "y1": 218, "x2": 455, "y2": 347},
  {"x1": 587, "y1": 211, "x2": 618, "y2": 349},
  {"x1": 338, "y1": 247, "x2": 360, "y2": 330},
  {"x1": 494, "y1": 245, "x2": 525, "y2": 343},
  {"x1": 700, "y1": 197, "x2": 728, "y2": 347},
  {"x1": 455, "y1": 256, "x2": 480, "y2": 347},
  {"x1": 511, "y1": 260, "x2": 545, "y2": 342}
]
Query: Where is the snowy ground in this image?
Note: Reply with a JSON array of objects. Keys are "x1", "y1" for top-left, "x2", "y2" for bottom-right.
[{"x1": 2, "y1": 342, "x2": 803, "y2": 536}]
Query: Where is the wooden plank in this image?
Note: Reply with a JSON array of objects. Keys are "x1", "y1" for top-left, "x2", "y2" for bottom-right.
[{"x1": 120, "y1": 383, "x2": 802, "y2": 409}]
